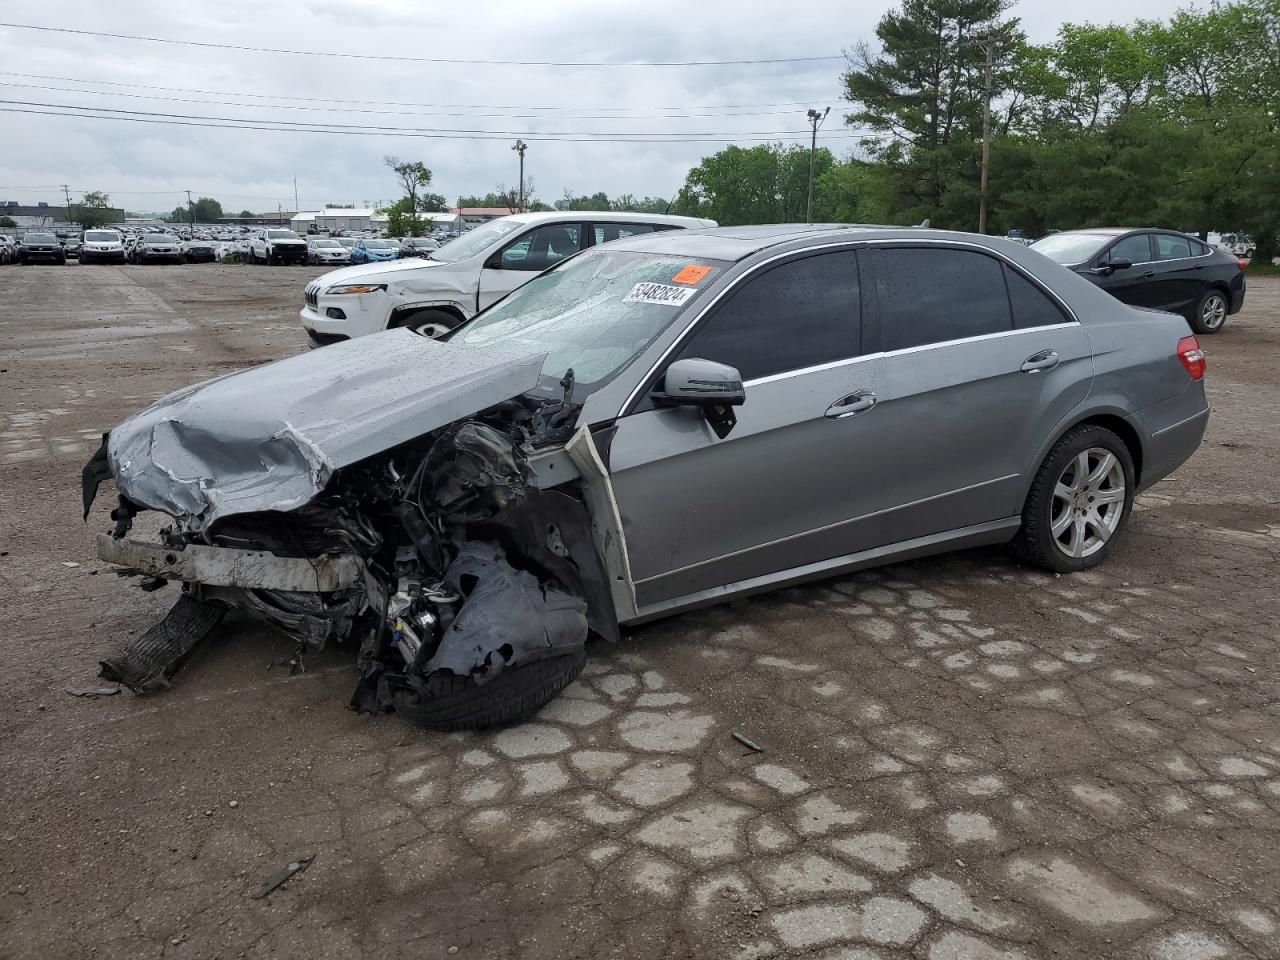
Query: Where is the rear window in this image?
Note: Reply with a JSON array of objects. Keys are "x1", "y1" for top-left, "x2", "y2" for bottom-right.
[
  {"x1": 1155, "y1": 234, "x2": 1194, "y2": 260},
  {"x1": 1004, "y1": 266, "x2": 1069, "y2": 329},
  {"x1": 869, "y1": 247, "x2": 1011, "y2": 351}
]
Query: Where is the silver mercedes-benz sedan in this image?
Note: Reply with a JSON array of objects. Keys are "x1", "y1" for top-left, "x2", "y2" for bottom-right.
[{"x1": 83, "y1": 225, "x2": 1208, "y2": 728}]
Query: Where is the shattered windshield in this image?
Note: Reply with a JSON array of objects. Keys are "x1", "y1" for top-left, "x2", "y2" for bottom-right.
[{"x1": 450, "y1": 249, "x2": 725, "y2": 396}]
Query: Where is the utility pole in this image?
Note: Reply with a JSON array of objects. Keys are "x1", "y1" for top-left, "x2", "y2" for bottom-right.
[
  {"x1": 978, "y1": 35, "x2": 994, "y2": 235},
  {"x1": 805, "y1": 107, "x2": 829, "y2": 224},
  {"x1": 512, "y1": 139, "x2": 527, "y2": 213},
  {"x1": 293, "y1": 176, "x2": 299, "y2": 216},
  {"x1": 185, "y1": 189, "x2": 194, "y2": 230}
]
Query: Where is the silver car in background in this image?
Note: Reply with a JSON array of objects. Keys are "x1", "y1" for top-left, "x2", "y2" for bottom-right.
[
  {"x1": 306, "y1": 237, "x2": 352, "y2": 266},
  {"x1": 84, "y1": 225, "x2": 1208, "y2": 728}
]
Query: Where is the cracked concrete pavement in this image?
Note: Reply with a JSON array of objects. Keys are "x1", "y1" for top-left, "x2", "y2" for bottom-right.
[{"x1": 1, "y1": 263, "x2": 1278, "y2": 959}]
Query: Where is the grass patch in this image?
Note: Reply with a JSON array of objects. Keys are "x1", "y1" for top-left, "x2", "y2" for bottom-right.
[{"x1": 1245, "y1": 260, "x2": 1280, "y2": 276}]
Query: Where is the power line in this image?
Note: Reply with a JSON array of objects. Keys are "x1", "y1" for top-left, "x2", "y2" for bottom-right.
[
  {"x1": 0, "y1": 71, "x2": 837, "y2": 112},
  {"x1": 0, "y1": 97, "x2": 878, "y2": 140},
  {"x1": 0, "y1": 21, "x2": 845, "y2": 66},
  {"x1": 0, "y1": 80, "x2": 835, "y2": 121},
  {"x1": 0, "y1": 103, "x2": 888, "y2": 143}
]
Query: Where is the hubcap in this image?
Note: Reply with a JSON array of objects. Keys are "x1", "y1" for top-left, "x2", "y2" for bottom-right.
[
  {"x1": 1202, "y1": 294, "x2": 1226, "y2": 329},
  {"x1": 1050, "y1": 447, "x2": 1126, "y2": 559}
]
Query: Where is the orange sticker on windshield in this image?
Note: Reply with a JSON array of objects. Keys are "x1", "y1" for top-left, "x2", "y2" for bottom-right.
[{"x1": 672, "y1": 264, "x2": 712, "y2": 285}]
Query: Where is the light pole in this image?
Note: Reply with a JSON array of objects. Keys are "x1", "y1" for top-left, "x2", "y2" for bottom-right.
[
  {"x1": 977, "y1": 35, "x2": 995, "y2": 234},
  {"x1": 512, "y1": 139, "x2": 527, "y2": 213},
  {"x1": 805, "y1": 107, "x2": 829, "y2": 224}
]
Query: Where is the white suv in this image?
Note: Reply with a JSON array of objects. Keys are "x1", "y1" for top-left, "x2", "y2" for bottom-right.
[
  {"x1": 299, "y1": 211, "x2": 715, "y2": 345},
  {"x1": 80, "y1": 228, "x2": 127, "y2": 264},
  {"x1": 250, "y1": 228, "x2": 308, "y2": 265}
]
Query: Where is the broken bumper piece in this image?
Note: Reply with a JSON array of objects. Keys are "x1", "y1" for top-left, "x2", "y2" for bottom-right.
[
  {"x1": 99, "y1": 594, "x2": 226, "y2": 692},
  {"x1": 96, "y1": 534, "x2": 364, "y2": 592}
]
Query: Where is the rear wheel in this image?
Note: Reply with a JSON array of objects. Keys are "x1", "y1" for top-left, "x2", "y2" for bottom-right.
[
  {"x1": 1015, "y1": 425, "x2": 1135, "y2": 573},
  {"x1": 390, "y1": 649, "x2": 587, "y2": 731},
  {"x1": 1189, "y1": 288, "x2": 1228, "y2": 335}
]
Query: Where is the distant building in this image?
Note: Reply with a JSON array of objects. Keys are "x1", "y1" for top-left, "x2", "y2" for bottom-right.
[
  {"x1": 451, "y1": 206, "x2": 512, "y2": 226},
  {"x1": 0, "y1": 201, "x2": 126, "y2": 229}
]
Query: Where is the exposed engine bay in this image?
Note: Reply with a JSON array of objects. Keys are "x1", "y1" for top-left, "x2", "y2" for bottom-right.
[{"x1": 81, "y1": 333, "x2": 629, "y2": 729}]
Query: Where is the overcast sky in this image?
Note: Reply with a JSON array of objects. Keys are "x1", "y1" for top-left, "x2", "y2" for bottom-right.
[{"x1": 0, "y1": 0, "x2": 1183, "y2": 215}]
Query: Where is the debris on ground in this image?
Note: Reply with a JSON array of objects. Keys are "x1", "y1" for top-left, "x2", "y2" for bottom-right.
[
  {"x1": 250, "y1": 854, "x2": 314, "y2": 899},
  {"x1": 64, "y1": 686, "x2": 121, "y2": 698},
  {"x1": 732, "y1": 732, "x2": 766, "y2": 753}
]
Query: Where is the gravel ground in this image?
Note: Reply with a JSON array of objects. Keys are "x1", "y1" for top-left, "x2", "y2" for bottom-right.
[{"x1": 1, "y1": 262, "x2": 1278, "y2": 960}]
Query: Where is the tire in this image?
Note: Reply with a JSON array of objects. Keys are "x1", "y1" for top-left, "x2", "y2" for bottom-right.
[
  {"x1": 390, "y1": 649, "x2": 587, "y2": 731},
  {"x1": 1189, "y1": 288, "x2": 1229, "y2": 334},
  {"x1": 1014, "y1": 424, "x2": 1136, "y2": 573},
  {"x1": 392, "y1": 308, "x2": 461, "y2": 338}
]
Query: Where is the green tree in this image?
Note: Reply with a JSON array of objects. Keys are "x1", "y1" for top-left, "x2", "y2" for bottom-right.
[
  {"x1": 236, "y1": 209, "x2": 255, "y2": 219},
  {"x1": 0, "y1": 215, "x2": 15, "y2": 228},
  {"x1": 70, "y1": 190, "x2": 117, "y2": 228},
  {"x1": 670, "y1": 144, "x2": 836, "y2": 225},
  {"x1": 384, "y1": 156, "x2": 434, "y2": 224},
  {"x1": 419, "y1": 192, "x2": 448, "y2": 212}
]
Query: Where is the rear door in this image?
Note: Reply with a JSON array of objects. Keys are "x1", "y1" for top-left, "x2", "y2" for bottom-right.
[
  {"x1": 606, "y1": 248, "x2": 887, "y2": 608},
  {"x1": 861, "y1": 244, "x2": 1093, "y2": 542},
  {"x1": 477, "y1": 222, "x2": 586, "y2": 311},
  {"x1": 1150, "y1": 233, "x2": 1206, "y2": 314},
  {"x1": 586, "y1": 222, "x2": 662, "y2": 247}
]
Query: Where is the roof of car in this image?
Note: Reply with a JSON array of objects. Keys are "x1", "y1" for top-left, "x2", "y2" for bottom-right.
[
  {"x1": 1045, "y1": 227, "x2": 1194, "y2": 237},
  {"x1": 500, "y1": 210, "x2": 716, "y2": 229},
  {"x1": 599, "y1": 223, "x2": 1022, "y2": 262}
]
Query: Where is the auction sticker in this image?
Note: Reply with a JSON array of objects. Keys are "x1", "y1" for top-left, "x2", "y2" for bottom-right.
[
  {"x1": 672, "y1": 264, "x2": 712, "y2": 285},
  {"x1": 624, "y1": 282, "x2": 696, "y2": 306}
]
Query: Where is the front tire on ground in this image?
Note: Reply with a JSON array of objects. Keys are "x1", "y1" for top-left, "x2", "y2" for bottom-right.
[
  {"x1": 1189, "y1": 288, "x2": 1229, "y2": 335},
  {"x1": 390, "y1": 649, "x2": 587, "y2": 731},
  {"x1": 1014, "y1": 424, "x2": 1136, "y2": 573}
]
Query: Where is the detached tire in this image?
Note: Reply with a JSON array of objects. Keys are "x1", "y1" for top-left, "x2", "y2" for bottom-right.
[
  {"x1": 391, "y1": 649, "x2": 586, "y2": 731},
  {"x1": 1014, "y1": 424, "x2": 1135, "y2": 573}
]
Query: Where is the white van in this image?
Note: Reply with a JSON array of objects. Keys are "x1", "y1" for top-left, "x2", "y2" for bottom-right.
[{"x1": 299, "y1": 211, "x2": 715, "y2": 345}]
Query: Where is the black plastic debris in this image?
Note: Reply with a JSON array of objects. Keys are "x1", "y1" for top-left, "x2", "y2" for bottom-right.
[
  {"x1": 251, "y1": 854, "x2": 314, "y2": 899},
  {"x1": 99, "y1": 594, "x2": 225, "y2": 693}
]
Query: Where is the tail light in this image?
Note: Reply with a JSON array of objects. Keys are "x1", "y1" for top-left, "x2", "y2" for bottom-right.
[
  {"x1": 1238, "y1": 259, "x2": 1248, "y2": 271},
  {"x1": 1177, "y1": 335, "x2": 1205, "y2": 380}
]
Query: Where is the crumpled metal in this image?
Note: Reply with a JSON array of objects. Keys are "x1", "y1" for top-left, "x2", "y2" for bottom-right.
[{"x1": 106, "y1": 331, "x2": 544, "y2": 530}]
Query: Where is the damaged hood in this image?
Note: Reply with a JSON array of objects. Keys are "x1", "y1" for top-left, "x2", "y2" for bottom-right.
[{"x1": 108, "y1": 329, "x2": 545, "y2": 529}]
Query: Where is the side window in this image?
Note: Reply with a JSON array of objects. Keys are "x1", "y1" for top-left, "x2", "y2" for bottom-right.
[
  {"x1": 1107, "y1": 234, "x2": 1152, "y2": 264},
  {"x1": 1155, "y1": 234, "x2": 1193, "y2": 260},
  {"x1": 1004, "y1": 266, "x2": 1070, "y2": 329},
  {"x1": 870, "y1": 248, "x2": 1011, "y2": 351},
  {"x1": 593, "y1": 222, "x2": 657, "y2": 245},
  {"x1": 500, "y1": 224, "x2": 582, "y2": 271},
  {"x1": 674, "y1": 251, "x2": 859, "y2": 382},
  {"x1": 1189, "y1": 239, "x2": 1211, "y2": 256}
]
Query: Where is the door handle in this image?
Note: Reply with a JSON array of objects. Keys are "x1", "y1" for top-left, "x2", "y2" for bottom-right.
[
  {"x1": 1140, "y1": 271, "x2": 1156, "y2": 279},
  {"x1": 826, "y1": 389, "x2": 877, "y2": 419},
  {"x1": 1021, "y1": 349, "x2": 1060, "y2": 374}
]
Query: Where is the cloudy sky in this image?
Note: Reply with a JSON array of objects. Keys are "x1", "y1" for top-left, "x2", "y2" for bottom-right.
[{"x1": 0, "y1": 0, "x2": 1181, "y2": 215}]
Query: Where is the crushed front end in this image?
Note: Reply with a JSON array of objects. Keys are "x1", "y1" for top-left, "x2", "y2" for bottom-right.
[{"x1": 82, "y1": 333, "x2": 623, "y2": 729}]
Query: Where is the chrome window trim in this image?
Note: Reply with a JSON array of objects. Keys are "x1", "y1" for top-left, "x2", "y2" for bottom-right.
[{"x1": 622, "y1": 237, "x2": 1079, "y2": 414}]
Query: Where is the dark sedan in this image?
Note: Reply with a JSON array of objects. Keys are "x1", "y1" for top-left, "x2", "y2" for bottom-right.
[
  {"x1": 1031, "y1": 228, "x2": 1245, "y2": 334},
  {"x1": 18, "y1": 232, "x2": 67, "y2": 265}
]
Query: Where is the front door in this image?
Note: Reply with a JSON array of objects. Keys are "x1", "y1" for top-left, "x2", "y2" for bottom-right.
[
  {"x1": 477, "y1": 222, "x2": 585, "y2": 312},
  {"x1": 605, "y1": 249, "x2": 885, "y2": 609},
  {"x1": 1090, "y1": 233, "x2": 1159, "y2": 308}
]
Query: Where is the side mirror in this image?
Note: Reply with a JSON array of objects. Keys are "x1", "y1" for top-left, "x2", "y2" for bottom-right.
[
  {"x1": 1108, "y1": 257, "x2": 1133, "y2": 271},
  {"x1": 652, "y1": 358, "x2": 746, "y2": 439}
]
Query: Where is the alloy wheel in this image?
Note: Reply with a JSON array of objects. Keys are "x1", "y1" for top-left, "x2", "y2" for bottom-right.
[
  {"x1": 1201, "y1": 293, "x2": 1227, "y2": 330},
  {"x1": 1050, "y1": 447, "x2": 1126, "y2": 559}
]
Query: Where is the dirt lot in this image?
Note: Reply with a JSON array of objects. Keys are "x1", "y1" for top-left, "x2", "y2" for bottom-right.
[{"x1": 1, "y1": 262, "x2": 1278, "y2": 960}]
